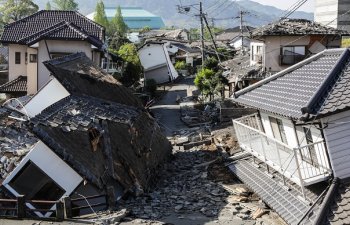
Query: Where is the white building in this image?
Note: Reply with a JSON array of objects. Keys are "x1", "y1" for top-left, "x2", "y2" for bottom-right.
[
  {"x1": 315, "y1": 0, "x2": 350, "y2": 32},
  {"x1": 138, "y1": 41, "x2": 179, "y2": 84},
  {"x1": 230, "y1": 48, "x2": 350, "y2": 224}
]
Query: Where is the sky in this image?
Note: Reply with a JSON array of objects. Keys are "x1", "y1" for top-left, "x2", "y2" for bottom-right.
[{"x1": 252, "y1": 0, "x2": 314, "y2": 12}]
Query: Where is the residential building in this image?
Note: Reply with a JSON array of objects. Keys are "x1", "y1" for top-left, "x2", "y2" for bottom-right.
[
  {"x1": 1, "y1": 52, "x2": 171, "y2": 217},
  {"x1": 250, "y1": 19, "x2": 348, "y2": 74},
  {"x1": 215, "y1": 26, "x2": 254, "y2": 43},
  {"x1": 138, "y1": 41, "x2": 179, "y2": 84},
  {"x1": 315, "y1": 0, "x2": 350, "y2": 32},
  {"x1": 87, "y1": 7, "x2": 165, "y2": 30},
  {"x1": 230, "y1": 48, "x2": 350, "y2": 224},
  {"x1": 0, "y1": 10, "x2": 105, "y2": 97},
  {"x1": 139, "y1": 29, "x2": 189, "y2": 42}
]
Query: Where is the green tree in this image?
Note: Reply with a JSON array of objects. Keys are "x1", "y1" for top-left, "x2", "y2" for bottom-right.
[
  {"x1": 140, "y1": 26, "x2": 151, "y2": 34},
  {"x1": 109, "y1": 6, "x2": 128, "y2": 37},
  {"x1": 117, "y1": 43, "x2": 143, "y2": 87},
  {"x1": 93, "y1": 0, "x2": 108, "y2": 29},
  {"x1": 194, "y1": 57, "x2": 227, "y2": 101},
  {"x1": 45, "y1": 1, "x2": 51, "y2": 10},
  {"x1": 52, "y1": 0, "x2": 78, "y2": 10},
  {"x1": 0, "y1": 0, "x2": 39, "y2": 24}
]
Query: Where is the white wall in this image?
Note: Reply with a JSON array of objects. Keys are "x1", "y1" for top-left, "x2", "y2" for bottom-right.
[
  {"x1": 37, "y1": 40, "x2": 93, "y2": 90},
  {"x1": 139, "y1": 44, "x2": 167, "y2": 70},
  {"x1": 24, "y1": 78, "x2": 70, "y2": 118},
  {"x1": 8, "y1": 44, "x2": 27, "y2": 81},
  {"x1": 259, "y1": 112, "x2": 299, "y2": 148},
  {"x1": 3, "y1": 141, "x2": 83, "y2": 217},
  {"x1": 322, "y1": 110, "x2": 350, "y2": 179}
]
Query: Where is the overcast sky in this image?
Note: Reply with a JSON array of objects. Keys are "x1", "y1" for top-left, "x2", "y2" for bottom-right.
[{"x1": 251, "y1": 0, "x2": 314, "y2": 12}]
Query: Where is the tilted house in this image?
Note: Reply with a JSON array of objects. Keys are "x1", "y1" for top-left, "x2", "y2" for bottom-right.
[
  {"x1": 138, "y1": 41, "x2": 179, "y2": 84},
  {"x1": 0, "y1": 10, "x2": 105, "y2": 97},
  {"x1": 250, "y1": 19, "x2": 348, "y2": 74},
  {"x1": 1, "y1": 53, "x2": 171, "y2": 217},
  {"x1": 230, "y1": 48, "x2": 350, "y2": 224}
]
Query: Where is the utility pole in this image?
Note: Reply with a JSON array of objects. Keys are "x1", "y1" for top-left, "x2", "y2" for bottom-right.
[
  {"x1": 238, "y1": 11, "x2": 249, "y2": 55},
  {"x1": 199, "y1": 2, "x2": 205, "y2": 66}
]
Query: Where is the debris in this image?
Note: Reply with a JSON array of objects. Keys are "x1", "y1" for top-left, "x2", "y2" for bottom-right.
[{"x1": 252, "y1": 208, "x2": 268, "y2": 219}]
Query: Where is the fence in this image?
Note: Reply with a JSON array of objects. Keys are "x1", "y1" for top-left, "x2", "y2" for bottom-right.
[{"x1": 0, "y1": 194, "x2": 108, "y2": 221}]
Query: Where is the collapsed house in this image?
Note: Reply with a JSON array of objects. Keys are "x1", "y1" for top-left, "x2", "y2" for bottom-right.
[
  {"x1": 138, "y1": 41, "x2": 179, "y2": 84},
  {"x1": 0, "y1": 53, "x2": 171, "y2": 217}
]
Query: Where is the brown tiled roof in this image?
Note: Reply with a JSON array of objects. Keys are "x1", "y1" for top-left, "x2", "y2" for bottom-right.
[
  {"x1": 0, "y1": 76, "x2": 27, "y2": 93},
  {"x1": 1, "y1": 10, "x2": 104, "y2": 47}
]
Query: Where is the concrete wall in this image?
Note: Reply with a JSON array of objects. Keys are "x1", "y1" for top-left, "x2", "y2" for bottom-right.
[
  {"x1": 37, "y1": 40, "x2": 93, "y2": 90},
  {"x1": 322, "y1": 110, "x2": 350, "y2": 179},
  {"x1": 24, "y1": 78, "x2": 70, "y2": 118},
  {"x1": 8, "y1": 44, "x2": 27, "y2": 81}
]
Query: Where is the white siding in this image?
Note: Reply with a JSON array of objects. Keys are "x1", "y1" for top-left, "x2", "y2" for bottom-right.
[
  {"x1": 322, "y1": 110, "x2": 350, "y2": 179},
  {"x1": 24, "y1": 78, "x2": 70, "y2": 118},
  {"x1": 26, "y1": 48, "x2": 38, "y2": 95}
]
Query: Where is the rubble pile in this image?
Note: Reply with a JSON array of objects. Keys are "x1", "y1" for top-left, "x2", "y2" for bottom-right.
[
  {"x1": 112, "y1": 147, "x2": 285, "y2": 225},
  {"x1": 180, "y1": 103, "x2": 219, "y2": 127},
  {"x1": 0, "y1": 109, "x2": 36, "y2": 179}
]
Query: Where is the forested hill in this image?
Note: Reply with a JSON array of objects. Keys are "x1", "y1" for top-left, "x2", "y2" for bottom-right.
[{"x1": 34, "y1": 0, "x2": 313, "y2": 28}]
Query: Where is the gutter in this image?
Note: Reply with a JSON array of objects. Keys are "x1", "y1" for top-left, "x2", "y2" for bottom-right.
[{"x1": 312, "y1": 178, "x2": 339, "y2": 225}]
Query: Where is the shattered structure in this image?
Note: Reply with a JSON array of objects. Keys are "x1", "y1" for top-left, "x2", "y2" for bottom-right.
[{"x1": 0, "y1": 53, "x2": 171, "y2": 216}]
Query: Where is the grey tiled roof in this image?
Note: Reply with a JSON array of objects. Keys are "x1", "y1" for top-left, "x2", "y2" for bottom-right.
[
  {"x1": 0, "y1": 76, "x2": 27, "y2": 93},
  {"x1": 1, "y1": 10, "x2": 104, "y2": 47},
  {"x1": 252, "y1": 19, "x2": 348, "y2": 38},
  {"x1": 233, "y1": 48, "x2": 350, "y2": 120}
]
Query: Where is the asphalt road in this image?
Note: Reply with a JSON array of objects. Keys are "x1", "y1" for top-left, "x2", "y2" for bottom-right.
[{"x1": 150, "y1": 77, "x2": 194, "y2": 137}]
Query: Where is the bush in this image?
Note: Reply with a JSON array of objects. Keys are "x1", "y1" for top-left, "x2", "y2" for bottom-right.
[
  {"x1": 175, "y1": 61, "x2": 186, "y2": 70},
  {"x1": 145, "y1": 79, "x2": 157, "y2": 96}
]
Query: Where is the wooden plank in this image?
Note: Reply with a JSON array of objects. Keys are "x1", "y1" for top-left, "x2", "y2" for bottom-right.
[
  {"x1": 71, "y1": 202, "x2": 107, "y2": 211},
  {"x1": 63, "y1": 196, "x2": 72, "y2": 219},
  {"x1": 56, "y1": 201, "x2": 64, "y2": 221},
  {"x1": 71, "y1": 194, "x2": 106, "y2": 202},
  {"x1": 0, "y1": 199, "x2": 17, "y2": 203},
  {"x1": 27, "y1": 200, "x2": 58, "y2": 204}
]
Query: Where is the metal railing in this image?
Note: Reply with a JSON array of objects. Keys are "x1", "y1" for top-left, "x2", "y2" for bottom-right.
[{"x1": 233, "y1": 114, "x2": 331, "y2": 196}]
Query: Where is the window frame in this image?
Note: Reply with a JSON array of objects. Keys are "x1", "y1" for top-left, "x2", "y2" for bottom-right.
[
  {"x1": 29, "y1": 54, "x2": 38, "y2": 63},
  {"x1": 15, "y1": 52, "x2": 21, "y2": 64}
]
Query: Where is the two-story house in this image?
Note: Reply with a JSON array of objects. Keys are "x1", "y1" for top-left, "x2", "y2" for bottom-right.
[
  {"x1": 250, "y1": 18, "x2": 348, "y2": 74},
  {"x1": 230, "y1": 48, "x2": 350, "y2": 224},
  {"x1": 0, "y1": 10, "x2": 105, "y2": 97}
]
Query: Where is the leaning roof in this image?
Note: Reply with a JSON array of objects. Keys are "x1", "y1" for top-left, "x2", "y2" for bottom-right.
[
  {"x1": 252, "y1": 19, "x2": 348, "y2": 38},
  {"x1": 1, "y1": 10, "x2": 104, "y2": 46},
  {"x1": 233, "y1": 48, "x2": 350, "y2": 120},
  {"x1": 43, "y1": 52, "x2": 142, "y2": 108}
]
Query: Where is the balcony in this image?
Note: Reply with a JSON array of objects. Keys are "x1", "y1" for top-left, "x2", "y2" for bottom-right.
[{"x1": 233, "y1": 114, "x2": 332, "y2": 190}]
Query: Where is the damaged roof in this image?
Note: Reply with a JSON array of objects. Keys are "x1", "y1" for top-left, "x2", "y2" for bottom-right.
[
  {"x1": 30, "y1": 95, "x2": 171, "y2": 193},
  {"x1": 43, "y1": 52, "x2": 142, "y2": 107},
  {"x1": 233, "y1": 48, "x2": 350, "y2": 120},
  {"x1": 252, "y1": 19, "x2": 348, "y2": 38},
  {"x1": 140, "y1": 29, "x2": 188, "y2": 40},
  {"x1": 0, "y1": 76, "x2": 27, "y2": 94},
  {"x1": 216, "y1": 26, "x2": 254, "y2": 41},
  {"x1": 1, "y1": 10, "x2": 104, "y2": 48},
  {"x1": 0, "y1": 107, "x2": 37, "y2": 180}
]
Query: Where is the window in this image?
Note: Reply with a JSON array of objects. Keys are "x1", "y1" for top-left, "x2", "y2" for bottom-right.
[
  {"x1": 269, "y1": 117, "x2": 288, "y2": 144},
  {"x1": 280, "y1": 46, "x2": 306, "y2": 65},
  {"x1": 15, "y1": 52, "x2": 21, "y2": 64},
  {"x1": 300, "y1": 127, "x2": 318, "y2": 166},
  {"x1": 29, "y1": 54, "x2": 37, "y2": 63}
]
